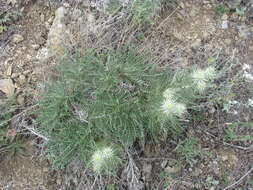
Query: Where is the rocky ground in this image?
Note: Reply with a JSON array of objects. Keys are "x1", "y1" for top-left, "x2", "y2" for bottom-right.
[{"x1": 0, "y1": 0, "x2": 253, "y2": 189}]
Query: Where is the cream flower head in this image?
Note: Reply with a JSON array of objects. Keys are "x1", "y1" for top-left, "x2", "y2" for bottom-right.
[
  {"x1": 161, "y1": 98, "x2": 186, "y2": 117},
  {"x1": 91, "y1": 147, "x2": 114, "y2": 173}
]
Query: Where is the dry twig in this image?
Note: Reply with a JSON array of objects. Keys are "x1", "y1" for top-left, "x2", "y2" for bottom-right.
[{"x1": 223, "y1": 167, "x2": 253, "y2": 190}]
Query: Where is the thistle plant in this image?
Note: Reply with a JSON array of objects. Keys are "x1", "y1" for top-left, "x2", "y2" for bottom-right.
[{"x1": 37, "y1": 48, "x2": 219, "y2": 171}]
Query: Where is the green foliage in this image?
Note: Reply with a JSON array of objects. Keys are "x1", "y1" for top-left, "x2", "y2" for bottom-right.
[
  {"x1": 106, "y1": 0, "x2": 122, "y2": 14},
  {"x1": 235, "y1": 7, "x2": 246, "y2": 16},
  {"x1": 215, "y1": 4, "x2": 229, "y2": 15},
  {"x1": 0, "y1": 99, "x2": 26, "y2": 157},
  {"x1": 225, "y1": 122, "x2": 253, "y2": 142},
  {"x1": 37, "y1": 48, "x2": 218, "y2": 169},
  {"x1": 0, "y1": 25, "x2": 7, "y2": 34},
  {"x1": 205, "y1": 176, "x2": 220, "y2": 187},
  {"x1": 130, "y1": 0, "x2": 161, "y2": 25},
  {"x1": 106, "y1": 184, "x2": 116, "y2": 190},
  {"x1": 0, "y1": 10, "x2": 22, "y2": 25},
  {"x1": 0, "y1": 10, "x2": 22, "y2": 34},
  {"x1": 175, "y1": 138, "x2": 203, "y2": 166}
]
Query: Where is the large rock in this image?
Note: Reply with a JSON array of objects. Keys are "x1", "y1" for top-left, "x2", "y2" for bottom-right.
[{"x1": 46, "y1": 7, "x2": 70, "y2": 57}]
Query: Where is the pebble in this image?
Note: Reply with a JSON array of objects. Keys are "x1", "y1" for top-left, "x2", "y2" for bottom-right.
[
  {"x1": 12, "y1": 34, "x2": 24, "y2": 43},
  {"x1": 165, "y1": 165, "x2": 181, "y2": 174},
  {"x1": 47, "y1": 17, "x2": 54, "y2": 24},
  {"x1": 221, "y1": 14, "x2": 228, "y2": 20},
  {"x1": 11, "y1": 73, "x2": 19, "y2": 78},
  {"x1": 19, "y1": 75, "x2": 26, "y2": 85},
  {"x1": 56, "y1": 177, "x2": 62, "y2": 185},
  {"x1": 221, "y1": 20, "x2": 229, "y2": 29},
  {"x1": 43, "y1": 167, "x2": 49, "y2": 173},
  {"x1": 224, "y1": 38, "x2": 232, "y2": 45},
  {"x1": 237, "y1": 25, "x2": 252, "y2": 39},
  {"x1": 6, "y1": 65, "x2": 12, "y2": 76},
  {"x1": 142, "y1": 163, "x2": 152, "y2": 180},
  {"x1": 17, "y1": 94, "x2": 25, "y2": 105},
  {"x1": 63, "y1": 3, "x2": 70, "y2": 8},
  {"x1": 31, "y1": 44, "x2": 40, "y2": 50},
  {"x1": 40, "y1": 14, "x2": 45, "y2": 22},
  {"x1": 161, "y1": 160, "x2": 168, "y2": 168},
  {"x1": 192, "y1": 168, "x2": 202, "y2": 176},
  {"x1": 191, "y1": 39, "x2": 202, "y2": 48},
  {"x1": 23, "y1": 70, "x2": 31, "y2": 75}
]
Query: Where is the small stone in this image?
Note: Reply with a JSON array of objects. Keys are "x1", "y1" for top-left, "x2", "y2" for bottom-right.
[
  {"x1": 191, "y1": 39, "x2": 201, "y2": 48},
  {"x1": 40, "y1": 14, "x2": 45, "y2": 22},
  {"x1": 36, "y1": 47, "x2": 49, "y2": 60},
  {"x1": 142, "y1": 163, "x2": 152, "y2": 181},
  {"x1": 19, "y1": 75, "x2": 26, "y2": 85},
  {"x1": 161, "y1": 160, "x2": 168, "y2": 168},
  {"x1": 165, "y1": 165, "x2": 181, "y2": 174},
  {"x1": 45, "y1": 22, "x2": 50, "y2": 30},
  {"x1": 23, "y1": 70, "x2": 31, "y2": 75},
  {"x1": 31, "y1": 44, "x2": 40, "y2": 50},
  {"x1": 17, "y1": 95, "x2": 25, "y2": 105},
  {"x1": 221, "y1": 20, "x2": 229, "y2": 29},
  {"x1": 179, "y1": 2, "x2": 185, "y2": 9},
  {"x1": 56, "y1": 177, "x2": 62, "y2": 185},
  {"x1": 249, "y1": 45, "x2": 253, "y2": 52},
  {"x1": 11, "y1": 73, "x2": 19, "y2": 78},
  {"x1": 237, "y1": 25, "x2": 252, "y2": 39},
  {"x1": 221, "y1": 14, "x2": 228, "y2": 20},
  {"x1": 192, "y1": 168, "x2": 202, "y2": 177},
  {"x1": 27, "y1": 54, "x2": 32, "y2": 60},
  {"x1": 6, "y1": 65, "x2": 12, "y2": 76},
  {"x1": 47, "y1": 17, "x2": 54, "y2": 24},
  {"x1": 63, "y1": 3, "x2": 70, "y2": 8},
  {"x1": 0, "y1": 79, "x2": 15, "y2": 97},
  {"x1": 43, "y1": 167, "x2": 49, "y2": 173},
  {"x1": 13, "y1": 34, "x2": 24, "y2": 43},
  {"x1": 224, "y1": 38, "x2": 232, "y2": 45}
]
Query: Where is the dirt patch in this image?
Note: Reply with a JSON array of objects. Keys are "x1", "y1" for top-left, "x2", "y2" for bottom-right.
[{"x1": 0, "y1": 141, "x2": 56, "y2": 190}]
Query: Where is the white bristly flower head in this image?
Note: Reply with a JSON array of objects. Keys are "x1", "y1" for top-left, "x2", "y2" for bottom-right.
[
  {"x1": 196, "y1": 80, "x2": 207, "y2": 93},
  {"x1": 161, "y1": 98, "x2": 186, "y2": 117},
  {"x1": 204, "y1": 66, "x2": 216, "y2": 80},
  {"x1": 91, "y1": 146, "x2": 114, "y2": 173},
  {"x1": 163, "y1": 88, "x2": 177, "y2": 99},
  {"x1": 192, "y1": 66, "x2": 216, "y2": 92}
]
